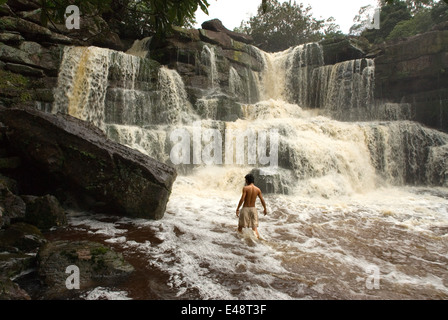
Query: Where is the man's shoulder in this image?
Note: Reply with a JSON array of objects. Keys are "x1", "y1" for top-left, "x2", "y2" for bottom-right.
[{"x1": 243, "y1": 184, "x2": 261, "y2": 192}]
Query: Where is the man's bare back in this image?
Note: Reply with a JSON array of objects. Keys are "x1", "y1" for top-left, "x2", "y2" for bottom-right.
[
  {"x1": 236, "y1": 174, "x2": 267, "y2": 239},
  {"x1": 242, "y1": 184, "x2": 262, "y2": 207}
]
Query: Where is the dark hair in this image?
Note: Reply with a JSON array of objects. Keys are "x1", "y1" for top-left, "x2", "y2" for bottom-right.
[{"x1": 245, "y1": 173, "x2": 255, "y2": 184}]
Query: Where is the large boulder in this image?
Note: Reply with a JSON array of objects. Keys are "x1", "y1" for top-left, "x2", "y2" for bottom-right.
[
  {"x1": 201, "y1": 19, "x2": 253, "y2": 44},
  {"x1": 319, "y1": 36, "x2": 368, "y2": 65},
  {"x1": 0, "y1": 222, "x2": 47, "y2": 253},
  {"x1": 21, "y1": 194, "x2": 67, "y2": 231},
  {"x1": 0, "y1": 107, "x2": 177, "y2": 220}
]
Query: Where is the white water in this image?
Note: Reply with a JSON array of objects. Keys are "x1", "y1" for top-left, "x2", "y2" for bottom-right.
[{"x1": 50, "y1": 43, "x2": 448, "y2": 300}]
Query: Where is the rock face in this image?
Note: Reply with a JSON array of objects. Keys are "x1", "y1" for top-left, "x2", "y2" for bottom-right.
[
  {"x1": 0, "y1": 107, "x2": 177, "y2": 220},
  {"x1": 149, "y1": 20, "x2": 265, "y2": 121},
  {"x1": 374, "y1": 30, "x2": 448, "y2": 132}
]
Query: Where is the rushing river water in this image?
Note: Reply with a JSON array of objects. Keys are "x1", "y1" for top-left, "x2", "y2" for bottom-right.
[
  {"x1": 45, "y1": 172, "x2": 448, "y2": 300},
  {"x1": 41, "y1": 40, "x2": 448, "y2": 300}
]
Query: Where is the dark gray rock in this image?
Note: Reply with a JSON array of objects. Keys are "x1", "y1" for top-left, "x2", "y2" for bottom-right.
[
  {"x1": 5, "y1": 62, "x2": 44, "y2": 77},
  {"x1": 0, "y1": 222, "x2": 47, "y2": 253},
  {"x1": 0, "y1": 276, "x2": 31, "y2": 300},
  {"x1": 320, "y1": 36, "x2": 368, "y2": 65},
  {"x1": 0, "y1": 181, "x2": 26, "y2": 228},
  {"x1": 21, "y1": 195, "x2": 67, "y2": 231},
  {"x1": 201, "y1": 19, "x2": 253, "y2": 44},
  {"x1": 0, "y1": 107, "x2": 177, "y2": 220}
]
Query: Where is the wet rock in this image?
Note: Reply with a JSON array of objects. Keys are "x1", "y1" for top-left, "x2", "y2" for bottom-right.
[
  {"x1": 0, "y1": 222, "x2": 47, "y2": 253},
  {"x1": 0, "y1": 4, "x2": 14, "y2": 17},
  {"x1": 0, "y1": 276, "x2": 31, "y2": 300},
  {"x1": 37, "y1": 240, "x2": 134, "y2": 297},
  {"x1": 0, "y1": 16, "x2": 73, "y2": 44},
  {"x1": 0, "y1": 107, "x2": 177, "y2": 220},
  {"x1": 250, "y1": 168, "x2": 294, "y2": 195},
  {"x1": 5, "y1": 62, "x2": 45, "y2": 78},
  {"x1": 0, "y1": 41, "x2": 62, "y2": 76},
  {"x1": 6, "y1": 0, "x2": 40, "y2": 12},
  {"x1": 21, "y1": 195, "x2": 67, "y2": 231},
  {"x1": 0, "y1": 32, "x2": 25, "y2": 44},
  {"x1": 0, "y1": 181, "x2": 26, "y2": 228}
]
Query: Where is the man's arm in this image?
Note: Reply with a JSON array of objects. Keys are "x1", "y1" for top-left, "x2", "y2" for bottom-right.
[
  {"x1": 236, "y1": 187, "x2": 246, "y2": 217},
  {"x1": 258, "y1": 190, "x2": 267, "y2": 215}
]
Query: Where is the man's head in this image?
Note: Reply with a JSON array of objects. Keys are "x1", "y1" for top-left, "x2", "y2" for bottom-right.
[{"x1": 245, "y1": 173, "x2": 255, "y2": 185}]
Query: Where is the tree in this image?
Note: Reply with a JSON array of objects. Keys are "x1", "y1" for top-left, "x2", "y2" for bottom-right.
[
  {"x1": 38, "y1": 0, "x2": 210, "y2": 39},
  {"x1": 238, "y1": 0, "x2": 340, "y2": 52},
  {"x1": 386, "y1": 0, "x2": 448, "y2": 40},
  {"x1": 382, "y1": 0, "x2": 438, "y2": 14},
  {"x1": 353, "y1": 1, "x2": 411, "y2": 43},
  {"x1": 356, "y1": 0, "x2": 446, "y2": 43}
]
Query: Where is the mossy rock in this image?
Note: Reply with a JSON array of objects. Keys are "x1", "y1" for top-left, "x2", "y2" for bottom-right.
[
  {"x1": 37, "y1": 240, "x2": 135, "y2": 295},
  {"x1": 0, "y1": 222, "x2": 47, "y2": 253},
  {"x1": 0, "y1": 276, "x2": 31, "y2": 300}
]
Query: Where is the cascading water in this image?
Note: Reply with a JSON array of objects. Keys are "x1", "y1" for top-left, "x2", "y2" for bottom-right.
[
  {"x1": 201, "y1": 45, "x2": 220, "y2": 90},
  {"x1": 48, "y1": 40, "x2": 448, "y2": 300}
]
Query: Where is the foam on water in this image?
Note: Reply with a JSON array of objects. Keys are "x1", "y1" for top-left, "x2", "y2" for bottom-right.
[{"x1": 66, "y1": 172, "x2": 448, "y2": 300}]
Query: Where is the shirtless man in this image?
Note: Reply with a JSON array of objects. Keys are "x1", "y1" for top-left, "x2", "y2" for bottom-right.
[{"x1": 236, "y1": 174, "x2": 267, "y2": 239}]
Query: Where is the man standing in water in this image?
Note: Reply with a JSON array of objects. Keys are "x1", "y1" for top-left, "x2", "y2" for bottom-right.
[{"x1": 236, "y1": 174, "x2": 267, "y2": 239}]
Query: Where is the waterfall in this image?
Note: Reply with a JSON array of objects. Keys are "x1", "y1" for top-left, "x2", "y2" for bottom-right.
[
  {"x1": 229, "y1": 67, "x2": 243, "y2": 98},
  {"x1": 53, "y1": 46, "x2": 142, "y2": 129},
  {"x1": 126, "y1": 37, "x2": 152, "y2": 59},
  {"x1": 317, "y1": 58, "x2": 376, "y2": 120},
  {"x1": 201, "y1": 45, "x2": 219, "y2": 90},
  {"x1": 51, "y1": 43, "x2": 448, "y2": 195},
  {"x1": 156, "y1": 66, "x2": 198, "y2": 125},
  {"x1": 229, "y1": 66, "x2": 261, "y2": 104}
]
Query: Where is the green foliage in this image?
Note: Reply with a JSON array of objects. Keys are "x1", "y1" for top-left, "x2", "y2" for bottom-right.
[
  {"x1": 363, "y1": 1, "x2": 412, "y2": 43},
  {"x1": 40, "y1": 0, "x2": 113, "y2": 26},
  {"x1": 386, "y1": 9, "x2": 432, "y2": 40},
  {"x1": 369, "y1": 0, "x2": 448, "y2": 42},
  {"x1": 238, "y1": 0, "x2": 340, "y2": 52},
  {"x1": 38, "y1": 0, "x2": 209, "y2": 39},
  {"x1": 382, "y1": 0, "x2": 440, "y2": 14},
  {"x1": 113, "y1": 0, "x2": 209, "y2": 39},
  {"x1": 431, "y1": 0, "x2": 448, "y2": 23}
]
